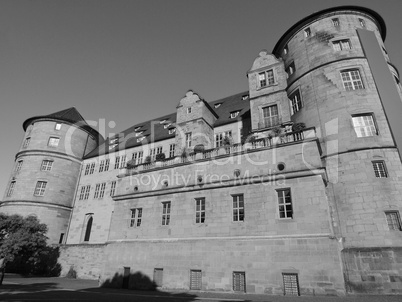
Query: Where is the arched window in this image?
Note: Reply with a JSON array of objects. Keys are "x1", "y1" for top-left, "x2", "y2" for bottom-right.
[{"x1": 83, "y1": 215, "x2": 93, "y2": 242}]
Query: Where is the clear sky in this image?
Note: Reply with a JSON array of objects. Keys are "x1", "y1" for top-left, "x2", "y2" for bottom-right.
[{"x1": 0, "y1": 0, "x2": 401, "y2": 196}]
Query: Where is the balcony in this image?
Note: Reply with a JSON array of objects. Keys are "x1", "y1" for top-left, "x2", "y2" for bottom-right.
[
  {"x1": 258, "y1": 116, "x2": 281, "y2": 130},
  {"x1": 119, "y1": 127, "x2": 316, "y2": 177}
]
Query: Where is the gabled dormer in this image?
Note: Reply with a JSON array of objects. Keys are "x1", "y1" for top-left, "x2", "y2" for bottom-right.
[
  {"x1": 175, "y1": 90, "x2": 218, "y2": 152},
  {"x1": 247, "y1": 50, "x2": 292, "y2": 132}
]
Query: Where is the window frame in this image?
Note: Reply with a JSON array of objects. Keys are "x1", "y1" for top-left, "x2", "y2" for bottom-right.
[
  {"x1": 84, "y1": 185, "x2": 91, "y2": 200},
  {"x1": 94, "y1": 183, "x2": 100, "y2": 199},
  {"x1": 110, "y1": 181, "x2": 117, "y2": 197},
  {"x1": 89, "y1": 163, "x2": 95, "y2": 174},
  {"x1": 34, "y1": 181, "x2": 47, "y2": 196},
  {"x1": 372, "y1": 161, "x2": 388, "y2": 178},
  {"x1": 232, "y1": 271, "x2": 246, "y2": 293},
  {"x1": 232, "y1": 194, "x2": 244, "y2": 222},
  {"x1": 385, "y1": 211, "x2": 402, "y2": 231},
  {"x1": 258, "y1": 69, "x2": 275, "y2": 88},
  {"x1": 277, "y1": 188, "x2": 293, "y2": 219},
  {"x1": 40, "y1": 159, "x2": 53, "y2": 171},
  {"x1": 185, "y1": 132, "x2": 192, "y2": 148},
  {"x1": 351, "y1": 113, "x2": 378, "y2": 137},
  {"x1": 169, "y1": 144, "x2": 176, "y2": 158},
  {"x1": 195, "y1": 197, "x2": 206, "y2": 224},
  {"x1": 341, "y1": 69, "x2": 364, "y2": 91},
  {"x1": 7, "y1": 181, "x2": 16, "y2": 197},
  {"x1": 289, "y1": 89, "x2": 302, "y2": 115},
  {"x1": 129, "y1": 208, "x2": 143, "y2": 227},
  {"x1": 332, "y1": 39, "x2": 351, "y2": 51},
  {"x1": 48, "y1": 137, "x2": 60, "y2": 147},
  {"x1": 161, "y1": 201, "x2": 171, "y2": 226},
  {"x1": 55, "y1": 123, "x2": 62, "y2": 130}
]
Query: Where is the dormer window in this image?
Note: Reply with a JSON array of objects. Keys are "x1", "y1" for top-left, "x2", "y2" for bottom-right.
[
  {"x1": 137, "y1": 136, "x2": 146, "y2": 142},
  {"x1": 134, "y1": 126, "x2": 142, "y2": 131},
  {"x1": 109, "y1": 138, "x2": 118, "y2": 144},
  {"x1": 214, "y1": 103, "x2": 222, "y2": 108},
  {"x1": 109, "y1": 144, "x2": 118, "y2": 150},
  {"x1": 160, "y1": 119, "x2": 167, "y2": 124},
  {"x1": 230, "y1": 111, "x2": 240, "y2": 119},
  {"x1": 168, "y1": 128, "x2": 176, "y2": 134},
  {"x1": 135, "y1": 131, "x2": 143, "y2": 137},
  {"x1": 187, "y1": 107, "x2": 192, "y2": 114},
  {"x1": 242, "y1": 94, "x2": 249, "y2": 101},
  {"x1": 258, "y1": 69, "x2": 275, "y2": 88},
  {"x1": 164, "y1": 123, "x2": 171, "y2": 129}
]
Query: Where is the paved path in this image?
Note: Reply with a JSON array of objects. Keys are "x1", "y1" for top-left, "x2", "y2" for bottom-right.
[{"x1": 1, "y1": 275, "x2": 402, "y2": 302}]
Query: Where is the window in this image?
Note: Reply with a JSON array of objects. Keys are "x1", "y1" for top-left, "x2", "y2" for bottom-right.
[
  {"x1": 94, "y1": 184, "x2": 100, "y2": 198},
  {"x1": 304, "y1": 27, "x2": 311, "y2": 37},
  {"x1": 83, "y1": 215, "x2": 93, "y2": 242},
  {"x1": 262, "y1": 105, "x2": 279, "y2": 128},
  {"x1": 258, "y1": 69, "x2": 275, "y2": 87},
  {"x1": 332, "y1": 39, "x2": 351, "y2": 51},
  {"x1": 84, "y1": 185, "x2": 91, "y2": 200},
  {"x1": 283, "y1": 273, "x2": 300, "y2": 296},
  {"x1": 99, "y1": 183, "x2": 106, "y2": 198},
  {"x1": 137, "y1": 136, "x2": 145, "y2": 142},
  {"x1": 23, "y1": 137, "x2": 31, "y2": 148},
  {"x1": 48, "y1": 137, "x2": 60, "y2": 147},
  {"x1": 104, "y1": 159, "x2": 110, "y2": 171},
  {"x1": 15, "y1": 160, "x2": 23, "y2": 172},
  {"x1": 109, "y1": 144, "x2": 118, "y2": 150},
  {"x1": 168, "y1": 128, "x2": 176, "y2": 134},
  {"x1": 283, "y1": 44, "x2": 288, "y2": 55},
  {"x1": 359, "y1": 18, "x2": 366, "y2": 28},
  {"x1": 137, "y1": 151, "x2": 143, "y2": 164},
  {"x1": 385, "y1": 211, "x2": 402, "y2": 231},
  {"x1": 233, "y1": 272, "x2": 246, "y2": 292},
  {"x1": 129, "y1": 208, "x2": 142, "y2": 227},
  {"x1": 332, "y1": 18, "x2": 339, "y2": 27},
  {"x1": 34, "y1": 181, "x2": 47, "y2": 196},
  {"x1": 114, "y1": 156, "x2": 120, "y2": 169},
  {"x1": 160, "y1": 119, "x2": 167, "y2": 124},
  {"x1": 277, "y1": 188, "x2": 293, "y2": 219},
  {"x1": 40, "y1": 160, "x2": 53, "y2": 171},
  {"x1": 99, "y1": 160, "x2": 105, "y2": 172},
  {"x1": 372, "y1": 161, "x2": 388, "y2": 178},
  {"x1": 120, "y1": 155, "x2": 126, "y2": 168},
  {"x1": 89, "y1": 163, "x2": 95, "y2": 174},
  {"x1": 214, "y1": 103, "x2": 222, "y2": 108},
  {"x1": 110, "y1": 181, "x2": 116, "y2": 197},
  {"x1": 169, "y1": 144, "x2": 176, "y2": 158},
  {"x1": 215, "y1": 131, "x2": 232, "y2": 148},
  {"x1": 84, "y1": 164, "x2": 90, "y2": 175},
  {"x1": 55, "y1": 123, "x2": 62, "y2": 130},
  {"x1": 153, "y1": 268, "x2": 163, "y2": 287},
  {"x1": 187, "y1": 107, "x2": 192, "y2": 114},
  {"x1": 162, "y1": 201, "x2": 171, "y2": 225},
  {"x1": 230, "y1": 111, "x2": 240, "y2": 119},
  {"x1": 285, "y1": 62, "x2": 296, "y2": 76},
  {"x1": 289, "y1": 89, "x2": 302, "y2": 115},
  {"x1": 6, "y1": 181, "x2": 16, "y2": 197},
  {"x1": 79, "y1": 186, "x2": 86, "y2": 200},
  {"x1": 134, "y1": 126, "x2": 142, "y2": 131},
  {"x1": 195, "y1": 198, "x2": 205, "y2": 224},
  {"x1": 185, "y1": 132, "x2": 192, "y2": 148},
  {"x1": 59, "y1": 233, "x2": 64, "y2": 244},
  {"x1": 352, "y1": 114, "x2": 377, "y2": 137},
  {"x1": 341, "y1": 69, "x2": 364, "y2": 90},
  {"x1": 232, "y1": 194, "x2": 244, "y2": 222},
  {"x1": 150, "y1": 147, "x2": 162, "y2": 161},
  {"x1": 190, "y1": 270, "x2": 202, "y2": 290},
  {"x1": 135, "y1": 131, "x2": 143, "y2": 137},
  {"x1": 163, "y1": 123, "x2": 171, "y2": 129}
]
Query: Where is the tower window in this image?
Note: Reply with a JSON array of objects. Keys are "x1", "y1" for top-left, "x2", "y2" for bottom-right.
[
  {"x1": 285, "y1": 61, "x2": 296, "y2": 76},
  {"x1": 258, "y1": 69, "x2": 275, "y2": 88},
  {"x1": 34, "y1": 181, "x2": 47, "y2": 196},
  {"x1": 304, "y1": 27, "x2": 311, "y2": 38},
  {"x1": 332, "y1": 18, "x2": 340, "y2": 27},
  {"x1": 372, "y1": 161, "x2": 388, "y2": 178},
  {"x1": 55, "y1": 123, "x2": 62, "y2": 130},
  {"x1": 332, "y1": 39, "x2": 351, "y2": 51},
  {"x1": 277, "y1": 188, "x2": 293, "y2": 219},
  {"x1": 40, "y1": 160, "x2": 53, "y2": 171},
  {"x1": 359, "y1": 18, "x2": 366, "y2": 28},
  {"x1": 385, "y1": 211, "x2": 402, "y2": 231},
  {"x1": 352, "y1": 114, "x2": 377, "y2": 137},
  {"x1": 48, "y1": 137, "x2": 60, "y2": 147},
  {"x1": 283, "y1": 44, "x2": 289, "y2": 55},
  {"x1": 15, "y1": 160, "x2": 23, "y2": 172},
  {"x1": 23, "y1": 137, "x2": 31, "y2": 148},
  {"x1": 7, "y1": 181, "x2": 16, "y2": 197},
  {"x1": 341, "y1": 69, "x2": 364, "y2": 90},
  {"x1": 289, "y1": 89, "x2": 302, "y2": 115}
]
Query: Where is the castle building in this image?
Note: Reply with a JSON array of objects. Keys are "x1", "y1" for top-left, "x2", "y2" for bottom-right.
[{"x1": 2, "y1": 6, "x2": 402, "y2": 296}]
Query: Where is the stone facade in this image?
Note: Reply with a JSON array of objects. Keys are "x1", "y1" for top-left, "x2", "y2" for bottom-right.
[{"x1": 4, "y1": 5, "x2": 402, "y2": 296}]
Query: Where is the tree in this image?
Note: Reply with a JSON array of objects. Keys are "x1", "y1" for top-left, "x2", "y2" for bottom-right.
[{"x1": 0, "y1": 214, "x2": 51, "y2": 285}]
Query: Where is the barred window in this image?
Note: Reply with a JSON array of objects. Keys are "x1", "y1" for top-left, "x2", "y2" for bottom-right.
[
  {"x1": 41, "y1": 160, "x2": 53, "y2": 171},
  {"x1": 277, "y1": 188, "x2": 293, "y2": 219},
  {"x1": 162, "y1": 201, "x2": 171, "y2": 225},
  {"x1": 341, "y1": 69, "x2": 364, "y2": 90},
  {"x1": 232, "y1": 194, "x2": 244, "y2": 222},
  {"x1": 233, "y1": 272, "x2": 246, "y2": 292},
  {"x1": 129, "y1": 208, "x2": 142, "y2": 227},
  {"x1": 190, "y1": 270, "x2": 202, "y2": 290},
  {"x1": 195, "y1": 198, "x2": 205, "y2": 224},
  {"x1": 352, "y1": 114, "x2": 377, "y2": 137},
  {"x1": 34, "y1": 181, "x2": 47, "y2": 196},
  {"x1": 372, "y1": 161, "x2": 388, "y2": 178}
]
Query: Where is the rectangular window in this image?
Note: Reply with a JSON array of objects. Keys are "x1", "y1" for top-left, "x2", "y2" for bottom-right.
[
  {"x1": 48, "y1": 137, "x2": 60, "y2": 147},
  {"x1": 138, "y1": 151, "x2": 143, "y2": 164},
  {"x1": 285, "y1": 61, "x2": 296, "y2": 76},
  {"x1": 84, "y1": 164, "x2": 90, "y2": 175},
  {"x1": 55, "y1": 123, "x2": 62, "y2": 130},
  {"x1": 169, "y1": 128, "x2": 176, "y2": 134},
  {"x1": 110, "y1": 181, "x2": 116, "y2": 197},
  {"x1": 150, "y1": 147, "x2": 163, "y2": 161},
  {"x1": 230, "y1": 111, "x2": 240, "y2": 119},
  {"x1": 341, "y1": 69, "x2": 364, "y2": 90},
  {"x1": 104, "y1": 159, "x2": 110, "y2": 171},
  {"x1": 385, "y1": 211, "x2": 402, "y2": 231},
  {"x1": 195, "y1": 198, "x2": 205, "y2": 224},
  {"x1": 59, "y1": 233, "x2": 64, "y2": 244},
  {"x1": 89, "y1": 163, "x2": 95, "y2": 174},
  {"x1": 120, "y1": 155, "x2": 126, "y2": 168},
  {"x1": 372, "y1": 161, "x2": 388, "y2": 178},
  {"x1": 23, "y1": 137, "x2": 31, "y2": 148},
  {"x1": 79, "y1": 186, "x2": 86, "y2": 200},
  {"x1": 352, "y1": 114, "x2": 377, "y2": 137},
  {"x1": 7, "y1": 181, "x2": 16, "y2": 197},
  {"x1": 34, "y1": 181, "x2": 47, "y2": 196},
  {"x1": 304, "y1": 27, "x2": 311, "y2": 37},
  {"x1": 153, "y1": 268, "x2": 163, "y2": 287},
  {"x1": 232, "y1": 194, "x2": 244, "y2": 222},
  {"x1": 262, "y1": 105, "x2": 279, "y2": 128},
  {"x1": 283, "y1": 273, "x2": 300, "y2": 296},
  {"x1": 94, "y1": 184, "x2": 100, "y2": 199},
  {"x1": 333, "y1": 39, "x2": 351, "y2": 51},
  {"x1": 259, "y1": 69, "x2": 275, "y2": 88},
  {"x1": 233, "y1": 272, "x2": 246, "y2": 292},
  {"x1": 190, "y1": 270, "x2": 202, "y2": 290},
  {"x1": 187, "y1": 107, "x2": 192, "y2": 114},
  {"x1": 40, "y1": 160, "x2": 53, "y2": 171},
  {"x1": 332, "y1": 18, "x2": 339, "y2": 27},
  {"x1": 162, "y1": 202, "x2": 171, "y2": 225},
  {"x1": 215, "y1": 131, "x2": 232, "y2": 148},
  {"x1": 99, "y1": 160, "x2": 105, "y2": 172},
  {"x1": 15, "y1": 160, "x2": 23, "y2": 172},
  {"x1": 114, "y1": 156, "x2": 120, "y2": 169},
  {"x1": 277, "y1": 188, "x2": 293, "y2": 219},
  {"x1": 129, "y1": 208, "x2": 143, "y2": 227},
  {"x1": 84, "y1": 185, "x2": 91, "y2": 200},
  {"x1": 99, "y1": 183, "x2": 106, "y2": 198},
  {"x1": 359, "y1": 18, "x2": 366, "y2": 28},
  {"x1": 169, "y1": 144, "x2": 176, "y2": 158},
  {"x1": 289, "y1": 89, "x2": 302, "y2": 115},
  {"x1": 185, "y1": 132, "x2": 192, "y2": 148}
]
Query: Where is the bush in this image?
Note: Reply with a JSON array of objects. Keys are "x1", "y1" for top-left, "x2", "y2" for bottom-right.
[
  {"x1": 194, "y1": 144, "x2": 205, "y2": 154},
  {"x1": 155, "y1": 153, "x2": 166, "y2": 161},
  {"x1": 144, "y1": 156, "x2": 151, "y2": 163}
]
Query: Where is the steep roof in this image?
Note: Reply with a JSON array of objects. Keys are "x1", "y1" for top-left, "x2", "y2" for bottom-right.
[
  {"x1": 84, "y1": 91, "x2": 250, "y2": 159},
  {"x1": 23, "y1": 107, "x2": 103, "y2": 143}
]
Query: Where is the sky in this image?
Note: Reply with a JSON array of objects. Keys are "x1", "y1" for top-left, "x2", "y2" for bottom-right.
[{"x1": 0, "y1": 0, "x2": 401, "y2": 196}]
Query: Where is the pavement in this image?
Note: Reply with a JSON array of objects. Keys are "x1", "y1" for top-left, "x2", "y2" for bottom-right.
[{"x1": 1, "y1": 274, "x2": 402, "y2": 302}]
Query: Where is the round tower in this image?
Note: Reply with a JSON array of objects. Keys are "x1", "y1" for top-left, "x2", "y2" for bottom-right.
[
  {"x1": 272, "y1": 6, "x2": 402, "y2": 292},
  {"x1": 1, "y1": 108, "x2": 102, "y2": 244}
]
